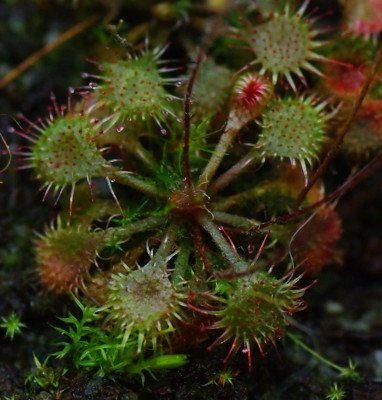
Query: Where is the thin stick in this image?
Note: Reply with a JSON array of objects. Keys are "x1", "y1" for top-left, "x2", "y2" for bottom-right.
[
  {"x1": 294, "y1": 46, "x2": 382, "y2": 208},
  {"x1": 131, "y1": 139, "x2": 158, "y2": 169},
  {"x1": 183, "y1": 18, "x2": 222, "y2": 188},
  {"x1": 104, "y1": 215, "x2": 167, "y2": 243},
  {"x1": 212, "y1": 187, "x2": 265, "y2": 211},
  {"x1": 256, "y1": 152, "x2": 382, "y2": 231},
  {"x1": 209, "y1": 147, "x2": 260, "y2": 195},
  {"x1": 197, "y1": 125, "x2": 239, "y2": 191},
  {"x1": 154, "y1": 223, "x2": 179, "y2": 262},
  {"x1": 0, "y1": 15, "x2": 99, "y2": 90},
  {"x1": 212, "y1": 211, "x2": 260, "y2": 230},
  {"x1": 183, "y1": 49, "x2": 204, "y2": 188},
  {"x1": 111, "y1": 170, "x2": 168, "y2": 199},
  {"x1": 305, "y1": 152, "x2": 382, "y2": 211},
  {"x1": 0, "y1": 133, "x2": 11, "y2": 174},
  {"x1": 198, "y1": 213, "x2": 249, "y2": 273},
  {"x1": 192, "y1": 225, "x2": 213, "y2": 273},
  {"x1": 287, "y1": 333, "x2": 345, "y2": 374}
]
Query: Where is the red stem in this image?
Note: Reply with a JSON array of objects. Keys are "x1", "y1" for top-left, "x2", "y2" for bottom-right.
[
  {"x1": 192, "y1": 225, "x2": 213, "y2": 273},
  {"x1": 294, "y1": 46, "x2": 382, "y2": 208},
  {"x1": 257, "y1": 151, "x2": 382, "y2": 231},
  {"x1": 183, "y1": 51, "x2": 203, "y2": 188},
  {"x1": 182, "y1": 18, "x2": 222, "y2": 189}
]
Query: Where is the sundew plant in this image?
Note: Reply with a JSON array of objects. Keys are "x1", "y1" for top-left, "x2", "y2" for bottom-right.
[{"x1": 12, "y1": 0, "x2": 382, "y2": 381}]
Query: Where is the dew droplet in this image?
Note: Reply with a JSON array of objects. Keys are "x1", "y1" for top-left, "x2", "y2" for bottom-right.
[
  {"x1": 175, "y1": 81, "x2": 183, "y2": 87},
  {"x1": 116, "y1": 124, "x2": 125, "y2": 133},
  {"x1": 160, "y1": 128, "x2": 168, "y2": 136},
  {"x1": 248, "y1": 243, "x2": 255, "y2": 255}
]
